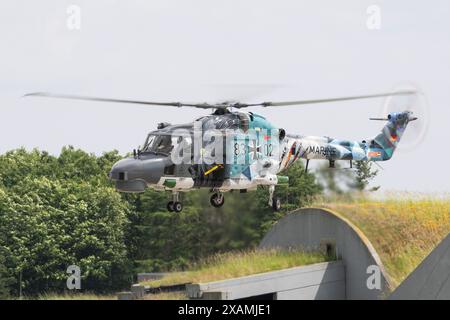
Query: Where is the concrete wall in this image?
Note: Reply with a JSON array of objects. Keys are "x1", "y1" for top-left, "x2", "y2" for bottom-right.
[
  {"x1": 390, "y1": 234, "x2": 450, "y2": 300},
  {"x1": 259, "y1": 208, "x2": 392, "y2": 300},
  {"x1": 186, "y1": 261, "x2": 345, "y2": 300},
  {"x1": 275, "y1": 280, "x2": 344, "y2": 300}
]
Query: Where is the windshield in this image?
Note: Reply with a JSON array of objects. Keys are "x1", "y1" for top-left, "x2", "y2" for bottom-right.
[
  {"x1": 142, "y1": 134, "x2": 192, "y2": 155},
  {"x1": 142, "y1": 134, "x2": 173, "y2": 154},
  {"x1": 143, "y1": 134, "x2": 156, "y2": 151}
]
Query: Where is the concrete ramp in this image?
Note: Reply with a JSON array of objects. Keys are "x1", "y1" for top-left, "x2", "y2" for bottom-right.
[{"x1": 390, "y1": 234, "x2": 450, "y2": 300}]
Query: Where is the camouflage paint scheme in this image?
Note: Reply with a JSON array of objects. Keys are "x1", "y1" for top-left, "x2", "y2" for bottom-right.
[
  {"x1": 110, "y1": 110, "x2": 415, "y2": 192},
  {"x1": 224, "y1": 110, "x2": 414, "y2": 190},
  {"x1": 279, "y1": 111, "x2": 415, "y2": 171}
]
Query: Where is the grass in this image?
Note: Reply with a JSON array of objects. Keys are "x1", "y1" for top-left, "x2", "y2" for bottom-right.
[
  {"x1": 315, "y1": 195, "x2": 450, "y2": 287},
  {"x1": 141, "y1": 249, "x2": 332, "y2": 288},
  {"x1": 28, "y1": 292, "x2": 117, "y2": 300},
  {"x1": 27, "y1": 291, "x2": 184, "y2": 300}
]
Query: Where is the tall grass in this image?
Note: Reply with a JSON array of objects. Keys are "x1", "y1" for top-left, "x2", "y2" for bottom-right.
[
  {"x1": 141, "y1": 249, "x2": 331, "y2": 288},
  {"x1": 29, "y1": 292, "x2": 117, "y2": 300},
  {"x1": 315, "y1": 195, "x2": 450, "y2": 287}
]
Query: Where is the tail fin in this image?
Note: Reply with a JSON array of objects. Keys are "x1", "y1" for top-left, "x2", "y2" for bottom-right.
[{"x1": 367, "y1": 111, "x2": 417, "y2": 161}]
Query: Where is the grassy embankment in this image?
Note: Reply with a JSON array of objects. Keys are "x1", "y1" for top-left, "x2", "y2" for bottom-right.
[
  {"x1": 23, "y1": 292, "x2": 117, "y2": 300},
  {"x1": 140, "y1": 249, "x2": 332, "y2": 293},
  {"x1": 315, "y1": 195, "x2": 450, "y2": 287}
]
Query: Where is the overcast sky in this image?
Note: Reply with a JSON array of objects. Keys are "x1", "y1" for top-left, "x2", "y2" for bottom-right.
[{"x1": 1, "y1": 0, "x2": 449, "y2": 192}]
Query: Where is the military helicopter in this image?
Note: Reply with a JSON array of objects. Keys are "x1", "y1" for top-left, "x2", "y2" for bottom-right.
[{"x1": 25, "y1": 90, "x2": 419, "y2": 212}]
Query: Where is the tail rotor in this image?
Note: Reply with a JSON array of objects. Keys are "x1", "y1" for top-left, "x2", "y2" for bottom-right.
[{"x1": 378, "y1": 84, "x2": 429, "y2": 152}]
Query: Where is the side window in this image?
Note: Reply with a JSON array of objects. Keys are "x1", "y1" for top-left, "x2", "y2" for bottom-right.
[{"x1": 155, "y1": 135, "x2": 173, "y2": 154}]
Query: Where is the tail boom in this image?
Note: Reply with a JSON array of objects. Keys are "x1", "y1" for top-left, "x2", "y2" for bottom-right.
[{"x1": 278, "y1": 111, "x2": 416, "y2": 171}]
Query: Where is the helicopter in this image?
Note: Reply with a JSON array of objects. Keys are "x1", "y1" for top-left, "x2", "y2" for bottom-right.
[{"x1": 25, "y1": 90, "x2": 419, "y2": 212}]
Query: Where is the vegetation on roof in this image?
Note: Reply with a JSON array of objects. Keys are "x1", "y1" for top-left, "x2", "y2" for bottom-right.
[
  {"x1": 141, "y1": 249, "x2": 332, "y2": 288},
  {"x1": 21, "y1": 292, "x2": 117, "y2": 300},
  {"x1": 316, "y1": 196, "x2": 450, "y2": 287}
]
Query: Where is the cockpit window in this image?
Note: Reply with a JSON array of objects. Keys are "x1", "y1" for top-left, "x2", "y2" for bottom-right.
[
  {"x1": 143, "y1": 134, "x2": 156, "y2": 151},
  {"x1": 142, "y1": 134, "x2": 173, "y2": 154},
  {"x1": 142, "y1": 134, "x2": 191, "y2": 155}
]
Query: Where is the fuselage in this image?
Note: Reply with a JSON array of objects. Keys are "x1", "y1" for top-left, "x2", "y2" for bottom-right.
[{"x1": 109, "y1": 110, "x2": 415, "y2": 193}]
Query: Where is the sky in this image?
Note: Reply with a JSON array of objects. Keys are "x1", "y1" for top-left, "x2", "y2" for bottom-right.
[{"x1": 1, "y1": 0, "x2": 449, "y2": 192}]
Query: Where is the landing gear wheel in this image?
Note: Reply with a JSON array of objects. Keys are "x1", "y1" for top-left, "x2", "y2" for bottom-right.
[
  {"x1": 272, "y1": 196, "x2": 281, "y2": 211},
  {"x1": 210, "y1": 193, "x2": 225, "y2": 208},
  {"x1": 167, "y1": 201, "x2": 174, "y2": 212},
  {"x1": 173, "y1": 201, "x2": 183, "y2": 213}
]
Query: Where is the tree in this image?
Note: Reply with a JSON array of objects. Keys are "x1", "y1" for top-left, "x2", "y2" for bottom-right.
[
  {"x1": 352, "y1": 161, "x2": 379, "y2": 191},
  {"x1": 0, "y1": 246, "x2": 14, "y2": 299},
  {"x1": 0, "y1": 177, "x2": 132, "y2": 295},
  {"x1": 315, "y1": 161, "x2": 354, "y2": 195},
  {"x1": 0, "y1": 148, "x2": 132, "y2": 296},
  {"x1": 315, "y1": 160, "x2": 380, "y2": 195}
]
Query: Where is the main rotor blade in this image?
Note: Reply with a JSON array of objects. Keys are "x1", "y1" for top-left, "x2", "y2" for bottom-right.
[
  {"x1": 23, "y1": 92, "x2": 216, "y2": 109},
  {"x1": 24, "y1": 89, "x2": 418, "y2": 110},
  {"x1": 243, "y1": 90, "x2": 417, "y2": 108}
]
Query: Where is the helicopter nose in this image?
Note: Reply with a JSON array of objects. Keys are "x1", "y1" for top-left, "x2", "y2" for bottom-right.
[
  {"x1": 109, "y1": 158, "x2": 141, "y2": 181},
  {"x1": 109, "y1": 156, "x2": 166, "y2": 192}
]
